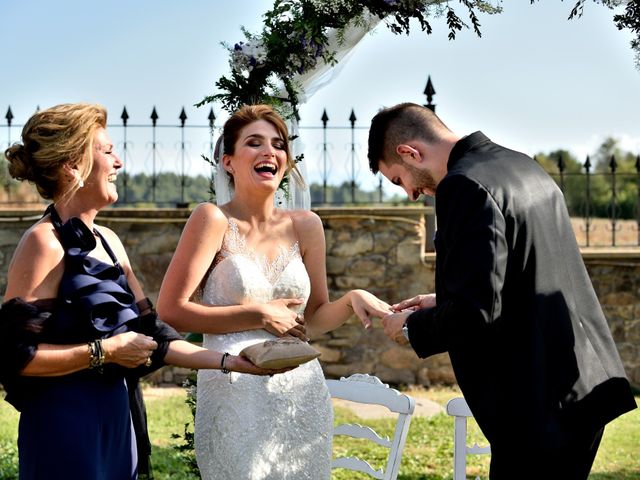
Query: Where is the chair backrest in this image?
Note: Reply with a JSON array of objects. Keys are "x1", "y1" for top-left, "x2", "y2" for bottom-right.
[
  {"x1": 326, "y1": 373, "x2": 415, "y2": 480},
  {"x1": 445, "y1": 397, "x2": 491, "y2": 480}
]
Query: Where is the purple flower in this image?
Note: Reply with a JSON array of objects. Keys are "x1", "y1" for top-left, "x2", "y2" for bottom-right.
[{"x1": 234, "y1": 42, "x2": 243, "y2": 51}]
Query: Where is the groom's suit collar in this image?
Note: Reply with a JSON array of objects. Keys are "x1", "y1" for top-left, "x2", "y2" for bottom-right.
[{"x1": 447, "y1": 131, "x2": 490, "y2": 169}]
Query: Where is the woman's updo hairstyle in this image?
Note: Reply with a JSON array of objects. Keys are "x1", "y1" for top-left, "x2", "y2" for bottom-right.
[
  {"x1": 219, "y1": 104, "x2": 303, "y2": 186},
  {"x1": 4, "y1": 103, "x2": 107, "y2": 199}
]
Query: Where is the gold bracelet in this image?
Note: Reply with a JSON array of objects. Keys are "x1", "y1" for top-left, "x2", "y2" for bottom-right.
[{"x1": 88, "y1": 339, "x2": 105, "y2": 372}]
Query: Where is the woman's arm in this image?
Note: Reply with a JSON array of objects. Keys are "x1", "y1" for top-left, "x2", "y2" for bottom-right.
[
  {"x1": 295, "y1": 211, "x2": 392, "y2": 338},
  {"x1": 163, "y1": 339, "x2": 290, "y2": 375},
  {"x1": 4, "y1": 220, "x2": 64, "y2": 302},
  {"x1": 3, "y1": 220, "x2": 158, "y2": 377},
  {"x1": 156, "y1": 203, "x2": 303, "y2": 336},
  {"x1": 20, "y1": 332, "x2": 158, "y2": 376}
]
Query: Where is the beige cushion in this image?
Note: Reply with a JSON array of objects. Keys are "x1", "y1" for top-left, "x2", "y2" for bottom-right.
[{"x1": 240, "y1": 337, "x2": 321, "y2": 369}]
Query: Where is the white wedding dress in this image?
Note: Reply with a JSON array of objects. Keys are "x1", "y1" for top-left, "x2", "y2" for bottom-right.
[{"x1": 195, "y1": 218, "x2": 333, "y2": 480}]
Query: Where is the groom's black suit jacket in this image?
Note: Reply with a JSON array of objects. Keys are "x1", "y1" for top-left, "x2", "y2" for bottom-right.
[{"x1": 406, "y1": 132, "x2": 636, "y2": 452}]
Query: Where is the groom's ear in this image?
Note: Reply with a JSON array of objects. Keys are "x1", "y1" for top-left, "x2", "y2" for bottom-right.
[{"x1": 396, "y1": 144, "x2": 423, "y2": 167}]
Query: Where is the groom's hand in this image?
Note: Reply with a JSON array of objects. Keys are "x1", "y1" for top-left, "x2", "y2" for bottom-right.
[
  {"x1": 382, "y1": 311, "x2": 411, "y2": 346},
  {"x1": 392, "y1": 293, "x2": 436, "y2": 312}
]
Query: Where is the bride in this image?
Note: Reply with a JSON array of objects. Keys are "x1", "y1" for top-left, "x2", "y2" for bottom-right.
[{"x1": 157, "y1": 104, "x2": 391, "y2": 479}]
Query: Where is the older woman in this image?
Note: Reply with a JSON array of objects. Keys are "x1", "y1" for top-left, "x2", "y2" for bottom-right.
[
  {"x1": 157, "y1": 104, "x2": 393, "y2": 479},
  {"x1": 0, "y1": 103, "x2": 283, "y2": 480}
]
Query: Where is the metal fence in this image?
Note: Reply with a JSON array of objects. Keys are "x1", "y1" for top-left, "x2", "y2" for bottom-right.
[
  {"x1": 0, "y1": 105, "x2": 393, "y2": 206},
  {"x1": 1, "y1": 104, "x2": 639, "y2": 247}
]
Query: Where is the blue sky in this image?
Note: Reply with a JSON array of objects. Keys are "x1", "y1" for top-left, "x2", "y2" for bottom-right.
[{"x1": 1, "y1": 1, "x2": 638, "y2": 191}]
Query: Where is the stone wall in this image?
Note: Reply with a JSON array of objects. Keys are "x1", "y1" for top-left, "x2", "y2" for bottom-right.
[{"x1": 0, "y1": 207, "x2": 638, "y2": 387}]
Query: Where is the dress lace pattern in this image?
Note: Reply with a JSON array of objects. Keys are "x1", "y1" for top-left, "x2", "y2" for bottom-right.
[{"x1": 195, "y1": 218, "x2": 333, "y2": 480}]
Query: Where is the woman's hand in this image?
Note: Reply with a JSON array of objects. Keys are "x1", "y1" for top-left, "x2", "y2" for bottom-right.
[
  {"x1": 392, "y1": 293, "x2": 436, "y2": 312},
  {"x1": 102, "y1": 331, "x2": 158, "y2": 368},
  {"x1": 260, "y1": 298, "x2": 308, "y2": 340},
  {"x1": 348, "y1": 289, "x2": 394, "y2": 329},
  {"x1": 226, "y1": 355, "x2": 293, "y2": 376}
]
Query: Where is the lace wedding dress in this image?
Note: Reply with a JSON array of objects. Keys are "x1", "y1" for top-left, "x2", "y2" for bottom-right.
[{"x1": 195, "y1": 218, "x2": 333, "y2": 480}]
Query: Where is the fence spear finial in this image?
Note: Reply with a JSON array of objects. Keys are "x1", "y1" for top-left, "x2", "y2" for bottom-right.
[
  {"x1": 121, "y1": 107, "x2": 129, "y2": 127},
  {"x1": 321, "y1": 109, "x2": 329, "y2": 127}
]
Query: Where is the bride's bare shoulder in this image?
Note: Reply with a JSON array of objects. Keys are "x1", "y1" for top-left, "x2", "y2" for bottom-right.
[
  {"x1": 187, "y1": 202, "x2": 229, "y2": 230},
  {"x1": 290, "y1": 209, "x2": 321, "y2": 228},
  {"x1": 289, "y1": 210, "x2": 323, "y2": 244}
]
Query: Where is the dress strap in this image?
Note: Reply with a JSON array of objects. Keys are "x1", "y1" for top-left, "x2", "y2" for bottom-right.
[
  {"x1": 289, "y1": 214, "x2": 302, "y2": 250},
  {"x1": 45, "y1": 204, "x2": 121, "y2": 269},
  {"x1": 44, "y1": 203, "x2": 64, "y2": 230},
  {"x1": 93, "y1": 229, "x2": 121, "y2": 268}
]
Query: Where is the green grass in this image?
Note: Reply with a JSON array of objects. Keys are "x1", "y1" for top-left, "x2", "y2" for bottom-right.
[{"x1": 0, "y1": 387, "x2": 638, "y2": 479}]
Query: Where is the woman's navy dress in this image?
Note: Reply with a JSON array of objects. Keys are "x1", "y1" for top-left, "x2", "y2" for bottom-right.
[{"x1": 0, "y1": 205, "x2": 181, "y2": 479}]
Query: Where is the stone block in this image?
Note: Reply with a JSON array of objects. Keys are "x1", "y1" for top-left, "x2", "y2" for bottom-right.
[
  {"x1": 372, "y1": 230, "x2": 400, "y2": 253},
  {"x1": 326, "y1": 256, "x2": 347, "y2": 275},
  {"x1": 602, "y1": 292, "x2": 637, "y2": 306},
  {"x1": 327, "y1": 338, "x2": 358, "y2": 348},
  {"x1": 396, "y1": 240, "x2": 422, "y2": 266},
  {"x1": 416, "y1": 367, "x2": 432, "y2": 387},
  {"x1": 0, "y1": 229, "x2": 23, "y2": 247},
  {"x1": 335, "y1": 276, "x2": 371, "y2": 289},
  {"x1": 425, "y1": 366, "x2": 457, "y2": 385},
  {"x1": 333, "y1": 233, "x2": 373, "y2": 257},
  {"x1": 315, "y1": 345, "x2": 341, "y2": 363},
  {"x1": 380, "y1": 346, "x2": 419, "y2": 370},
  {"x1": 346, "y1": 255, "x2": 386, "y2": 278},
  {"x1": 373, "y1": 364, "x2": 416, "y2": 386}
]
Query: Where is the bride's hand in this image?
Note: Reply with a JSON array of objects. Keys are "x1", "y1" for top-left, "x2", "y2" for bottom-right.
[
  {"x1": 260, "y1": 298, "x2": 308, "y2": 340},
  {"x1": 348, "y1": 289, "x2": 393, "y2": 330},
  {"x1": 226, "y1": 355, "x2": 293, "y2": 376}
]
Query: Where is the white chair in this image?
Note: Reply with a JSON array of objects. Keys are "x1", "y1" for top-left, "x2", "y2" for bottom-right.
[
  {"x1": 326, "y1": 373, "x2": 415, "y2": 480},
  {"x1": 446, "y1": 397, "x2": 491, "y2": 480}
]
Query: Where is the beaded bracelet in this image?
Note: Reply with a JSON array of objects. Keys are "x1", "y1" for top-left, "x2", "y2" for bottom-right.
[
  {"x1": 88, "y1": 339, "x2": 105, "y2": 373},
  {"x1": 220, "y1": 352, "x2": 231, "y2": 374}
]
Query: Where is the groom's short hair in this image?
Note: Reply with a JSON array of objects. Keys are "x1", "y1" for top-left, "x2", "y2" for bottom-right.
[{"x1": 367, "y1": 102, "x2": 450, "y2": 174}]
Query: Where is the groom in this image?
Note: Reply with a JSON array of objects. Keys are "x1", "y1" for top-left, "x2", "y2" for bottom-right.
[{"x1": 367, "y1": 102, "x2": 637, "y2": 479}]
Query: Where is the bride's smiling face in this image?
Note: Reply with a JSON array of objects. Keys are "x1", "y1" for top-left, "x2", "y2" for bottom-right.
[{"x1": 225, "y1": 120, "x2": 288, "y2": 192}]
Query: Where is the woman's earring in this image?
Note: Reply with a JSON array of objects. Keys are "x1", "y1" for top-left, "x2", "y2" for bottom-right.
[{"x1": 76, "y1": 174, "x2": 84, "y2": 188}]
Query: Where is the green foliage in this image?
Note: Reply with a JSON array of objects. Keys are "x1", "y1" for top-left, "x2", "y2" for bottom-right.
[
  {"x1": 0, "y1": 401, "x2": 18, "y2": 480},
  {"x1": 535, "y1": 138, "x2": 639, "y2": 220},
  {"x1": 114, "y1": 172, "x2": 212, "y2": 206},
  {"x1": 167, "y1": 375, "x2": 199, "y2": 478},
  {"x1": 310, "y1": 180, "x2": 387, "y2": 204},
  {"x1": 200, "y1": 0, "x2": 501, "y2": 117}
]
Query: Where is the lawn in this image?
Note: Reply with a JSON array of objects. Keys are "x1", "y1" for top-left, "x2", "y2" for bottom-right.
[{"x1": 0, "y1": 385, "x2": 638, "y2": 479}]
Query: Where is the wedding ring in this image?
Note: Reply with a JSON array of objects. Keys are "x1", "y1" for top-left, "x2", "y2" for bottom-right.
[
  {"x1": 296, "y1": 313, "x2": 304, "y2": 323},
  {"x1": 145, "y1": 356, "x2": 152, "y2": 367}
]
